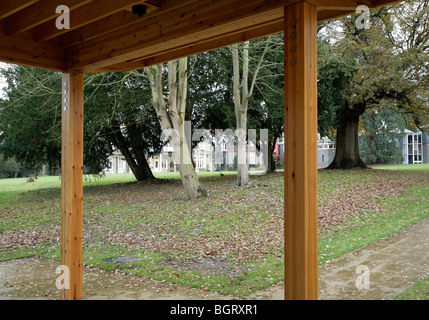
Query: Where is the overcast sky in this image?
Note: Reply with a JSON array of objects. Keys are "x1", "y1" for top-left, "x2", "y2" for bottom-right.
[{"x1": 0, "y1": 62, "x2": 7, "y2": 98}]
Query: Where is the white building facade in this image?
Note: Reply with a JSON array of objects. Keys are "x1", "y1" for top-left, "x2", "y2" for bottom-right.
[{"x1": 398, "y1": 129, "x2": 429, "y2": 164}]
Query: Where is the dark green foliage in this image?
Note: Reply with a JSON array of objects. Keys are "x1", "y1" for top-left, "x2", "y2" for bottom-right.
[
  {"x1": 359, "y1": 107, "x2": 406, "y2": 164},
  {"x1": 0, "y1": 66, "x2": 162, "y2": 180},
  {"x1": 0, "y1": 67, "x2": 63, "y2": 175},
  {"x1": 0, "y1": 155, "x2": 20, "y2": 178}
]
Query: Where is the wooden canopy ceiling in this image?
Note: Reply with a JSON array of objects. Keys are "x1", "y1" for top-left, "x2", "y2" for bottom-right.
[{"x1": 0, "y1": 0, "x2": 402, "y2": 73}]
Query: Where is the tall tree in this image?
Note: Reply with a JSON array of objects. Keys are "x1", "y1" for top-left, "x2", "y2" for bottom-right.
[
  {"x1": 250, "y1": 33, "x2": 285, "y2": 173},
  {"x1": 318, "y1": 1, "x2": 429, "y2": 169},
  {"x1": 145, "y1": 58, "x2": 208, "y2": 200},
  {"x1": 231, "y1": 39, "x2": 271, "y2": 185},
  {"x1": 359, "y1": 106, "x2": 406, "y2": 164},
  {"x1": 188, "y1": 37, "x2": 284, "y2": 175}
]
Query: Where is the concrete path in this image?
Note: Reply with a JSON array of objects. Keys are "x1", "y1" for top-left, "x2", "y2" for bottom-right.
[
  {"x1": 1, "y1": 218, "x2": 428, "y2": 300},
  {"x1": 250, "y1": 217, "x2": 429, "y2": 300}
]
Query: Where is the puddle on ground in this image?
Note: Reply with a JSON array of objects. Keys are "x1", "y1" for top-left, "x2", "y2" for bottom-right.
[{"x1": 0, "y1": 257, "x2": 236, "y2": 300}]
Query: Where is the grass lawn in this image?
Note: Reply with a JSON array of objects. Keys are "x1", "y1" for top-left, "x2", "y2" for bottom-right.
[
  {"x1": 394, "y1": 277, "x2": 429, "y2": 300},
  {"x1": 0, "y1": 165, "x2": 428, "y2": 298},
  {"x1": 370, "y1": 163, "x2": 429, "y2": 171}
]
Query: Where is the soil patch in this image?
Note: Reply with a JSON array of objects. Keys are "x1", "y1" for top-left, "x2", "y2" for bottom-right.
[
  {"x1": 158, "y1": 258, "x2": 251, "y2": 277},
  {"x1": 103, "y1": 256, "x2": 143, "y2": 264}
]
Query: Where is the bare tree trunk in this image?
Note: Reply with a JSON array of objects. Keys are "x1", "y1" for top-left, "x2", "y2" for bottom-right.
[
  {"x1": 232, "y1": 43, "x2": 249, "y2": 186},
  {"x1": 266, "y1": 138, "x2": 278, "y2": 173},
  {"x1": 231, "y1": 40, "x2": 270, "y2": 186},
  {"x1": 109, "y1": 120, "x2": 156, "y2": 181},
  {"x1": 146, "y1": 59, "x2": 207, "y2": 200}
]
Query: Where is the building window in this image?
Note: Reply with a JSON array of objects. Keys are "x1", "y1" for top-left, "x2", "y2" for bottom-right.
[
  {"x1": 406, "y1": 133, "x2": 423, "y2": 164},
  {"x1": 196, "y1": 155, "x2": 204, "y2": 169}
]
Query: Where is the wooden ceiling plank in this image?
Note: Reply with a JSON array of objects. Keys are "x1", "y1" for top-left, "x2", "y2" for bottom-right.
[
  {"x1": 67, "y1": 0, "x2": 399, "y2": 71},
  {"x1": 66, "y1": 0, "x2": 233, "y2": 61},
  {"x1": 317, "y1": 9, "x2": 356, "y2": 22},
  {"x1": 145, "y1": 0, "x2": 161, "y2": 8},
  {"x1": 315, "y1": 0, "x2": 396, "y2": 11},
  {"x1": 317, "y1": 6, "x2": 366, "y2": 11},
  {"x1": 91, "y1": 19, "x2": 284, "y2": 73},
  {"x1": 66, "y1": 0, "x2": 288, "y2": 71},
  {"x1": 0, "y1": 50, "x2": 64, "y2": 71},
  {"x1": 0, "y1": 0, "x2": 38, "y2": 20},
  {"x1": 0, "y1": 32, "x2": 65, "y2": 72},
  {"x1": 34, "y1": 0, "x2": 147, "y2": 42},
  {"x1": 0, "y1": 13, "x2": 65, "y2": 71},
  {"x1": 58, "y1": 11, "x2": 140, "y2": 48},
  {"x1": 316, "y1": 0, "x2": 402, "y2": 22},
  {"x1": 313, "y1": 0, "x2": 373, "y2": 9},
  {"x1": 373, "y1": 0, "x2": 404, "y2": 7},
  {"x1": 58, "y1": 0, "x2": 198, "y2": 48},
  {"x1": 5, "y1": 0, "x2": 93, "y2": 36}
]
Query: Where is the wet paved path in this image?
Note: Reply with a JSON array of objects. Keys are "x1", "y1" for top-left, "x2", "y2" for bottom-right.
[
  {"x1": 252, "y1": 217, "x2": 429, "y2": 300},
  {"x1": 1, "y1": 218, "x2": 428, "y2": 300}
]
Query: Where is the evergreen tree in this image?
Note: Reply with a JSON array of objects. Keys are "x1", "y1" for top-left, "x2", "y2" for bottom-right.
[{"x1": 359, "y1": 106, "x2": 406, "y2": 164}]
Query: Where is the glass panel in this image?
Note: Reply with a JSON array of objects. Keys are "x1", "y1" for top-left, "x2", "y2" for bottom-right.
[
  {"x1": 418, "y1": 135, "x2": 422, "y2": 143},
  {"x1": 408, "y1": 135, "x2": 413, "y2": 143}
]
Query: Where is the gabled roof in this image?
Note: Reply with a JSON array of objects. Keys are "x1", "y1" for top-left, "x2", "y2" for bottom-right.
[{"x1": 0, "y1": 0, "x2": 403, "y2": 73}]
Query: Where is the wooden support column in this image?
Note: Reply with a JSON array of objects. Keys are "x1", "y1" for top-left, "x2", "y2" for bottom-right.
[
  {"x1": 60, "y1": 72, "x2": 84, "y2": 300},
  {"x1": 284, "y1": 1, "x2": 318, "y2": 300}
]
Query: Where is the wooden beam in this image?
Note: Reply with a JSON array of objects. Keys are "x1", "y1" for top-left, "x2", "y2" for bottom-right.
[
  {"x1": 4, "y1": 0, "x2": 93, "y2": 36},
  {"x1": 34, "y1": 0, "x2": 146, "y2": 42},
  {"x1": 284, "y1": 1, "x2": 318, "y2": 300},
  {"x1": 0, "y1": 24, "x2": 65, "y2": 71},
  {"x1": 58, "y1": 0, "x2": 198, "y2": 48},
  {"x1": 314, "y1": 0, "x2": 372, "y2": 10},
  {"x1": 58, "y1": 10, "x2": 140, "y2": 48},
  {"x1": 373, "y1": 0, "x2": 404, "y2": 7},
  {"x1": 65, "y1": 0, "x2": 404, "y2": 72},
  {"x1": 0, "y1": 0, "x2": 38, "y2": 20},
  {"x1": 66, "y1": 0, "x2": 287, "y2": 72},
  {"x1": 317, "y1": 9, "x2": 356, "y2": 22},
  {"x1": 145, "y1": 0, "x2": 161, "y2": 7},
  {"x1": 91, "y1": 19, "x2": 284, "y2": 73},
  {"x1": 61, "y1": 72, "x2": 84, "y2": 300}
]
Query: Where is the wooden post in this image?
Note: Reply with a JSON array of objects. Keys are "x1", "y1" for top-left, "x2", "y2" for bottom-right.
[
  {"x1": 60, "y1": 72, "x2": 84, "y2": 300},
  {"x1": 284, "y1": 2, "x2": 318, "y2": 300}
]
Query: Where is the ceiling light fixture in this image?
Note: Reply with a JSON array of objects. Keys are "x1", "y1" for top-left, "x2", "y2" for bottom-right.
[{"x1": 132, "y1": 5, "x2": 147, "y2": 17}]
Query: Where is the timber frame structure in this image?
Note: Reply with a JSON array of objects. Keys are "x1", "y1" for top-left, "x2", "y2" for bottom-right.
[{"x1": 0, "y1": 0, "x2": 402, "y2": 300}]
